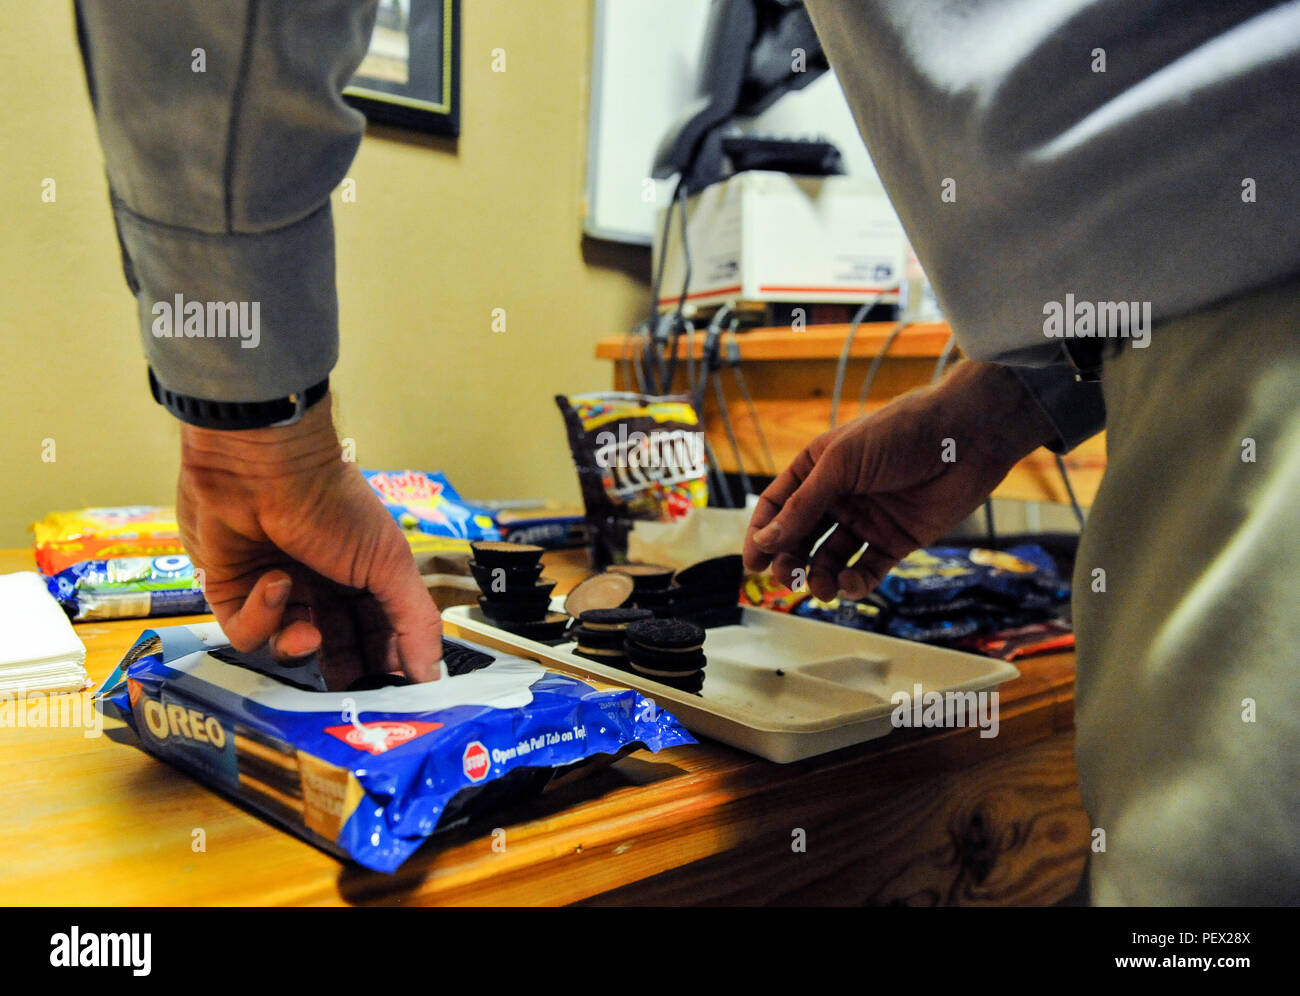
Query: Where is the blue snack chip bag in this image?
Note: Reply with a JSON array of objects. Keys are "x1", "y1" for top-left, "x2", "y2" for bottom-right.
[
  {"x1": 362, "y1": 470, "x2": 500, "y2": 541},
  {"x1": 96, "y1": 624, "x2": 694, "y2": 873}
]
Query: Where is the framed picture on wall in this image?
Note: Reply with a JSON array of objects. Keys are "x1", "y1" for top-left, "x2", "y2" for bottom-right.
[{"x1": 345, "y1": 0, "x2": 461, "y2": 137}]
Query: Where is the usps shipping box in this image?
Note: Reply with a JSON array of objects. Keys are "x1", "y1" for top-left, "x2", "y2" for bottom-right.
[{"x1": 653, "y1": 171, "x2": 908, "y2": 313}]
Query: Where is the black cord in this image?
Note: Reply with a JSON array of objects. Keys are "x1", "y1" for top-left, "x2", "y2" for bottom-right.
[
  {"x1": 728, "y1": 324, "x2": 776, "y2": 475},
  {"x1": 622, "y1": 328, "x2": 645, "y2": 394},
  {"x1": 694, "y1": 305, "x2": 732, "y2": 411},
  {"x1": 713, "y1": 368, "x2": 754, "y2": 498},
  {"x1": 673, "y1": 181, "x2": 693, "y2": 317},
  {"x1": 661, "y1": 183, "x2": 694, "y2": 394},
  {"x1": 701, "y1": 434, "x2": 734, "y2": 509},
  {"x1": 1056, "y1": 453, "x2": 1086, "y2": 529},
  {"x1": 685, "y1": 318, "x2": 697, "y2": 398},
  {"x1": 983, "y1": 499, "x2": 996, "y2": 546},
  {"x1": 664, "y1": 316, "x2": 684, "y2": 393},
  {"x1": 644, "y1": 176, "x2": 684, "y2": 394}
]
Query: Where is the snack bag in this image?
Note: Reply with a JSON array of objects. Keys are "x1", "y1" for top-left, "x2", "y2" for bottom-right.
[
  {"x1": 875, "y1": 545, "x2": 1070, "y2": 616},
  {"x1": 46, "y1": 555, "x2": 208, "y2": 621},
  {"x1": 555, "y1": 392, "x2": 709, "y2": 566},
  {"x1": 33, "y1": 506, "x2": 184, "y2": 575},
  {"x1": 873, "y1": 544, "x2": 1070, "y2": 645},
  {"x1": 96, "y1": 624, "x2": 694, "y2": 873},
  {"x1": 362, "y1": 470, "x2": 500, "y2": 543}
]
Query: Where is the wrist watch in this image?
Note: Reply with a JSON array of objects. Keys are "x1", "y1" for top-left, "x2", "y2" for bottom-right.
[{"x1": 148, "y1": 368, "x2": 329, "y2": 430}]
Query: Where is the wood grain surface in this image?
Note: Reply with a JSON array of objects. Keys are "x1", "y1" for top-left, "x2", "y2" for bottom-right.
[{"x1": 0, "y1": 547, "x2": 1087, "y2": 905}]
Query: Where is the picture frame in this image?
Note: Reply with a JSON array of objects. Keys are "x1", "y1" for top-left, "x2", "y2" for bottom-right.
[{"x1": 345, "y1": 0, "x2": 461, "y2": 137}]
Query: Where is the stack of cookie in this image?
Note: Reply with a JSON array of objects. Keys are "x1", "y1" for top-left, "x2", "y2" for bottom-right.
[
  {"x1": 609, "y1": 563, "x2": 676, "y2": 616},
  {"x1": 670, "y1": 554, "x2": 744, "y2": 628},
  {"x1": 560, "y1": 555, "x2": 745, "y2": 632},
  {"x1": 572, "y1": 607, "x2": 652, "y2": 668},
  {"x1": 624, "y1": 618, "x2": 708, "y2": 694},
  {"x1": 469, "y1": 541, "x2": 570, "y2": 642}
]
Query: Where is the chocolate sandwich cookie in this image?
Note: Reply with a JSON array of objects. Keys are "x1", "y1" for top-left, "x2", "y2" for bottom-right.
[
  {"x1": 564, "y1": 572, "x2": 635, "y2": 619},
  {"x1": 347, "y1": 672, "x2": 413, "y2": 692},
  {"x1": 233, "y1": 724, "x2": 304, "y2": 825},
  {"x1": 624, "y1": 619, "x2": 707, "y2": 679},
  {"x1": 439, "y1": 637, "x2": 496, "y2": 676},
  {"x1": 608, "y1": 563, "x2": 675, "y2": 591},
  {"x1": 570, "y1": 626, "x2": 626, "y2": 650},
  {"x1": 625, "y1": 617, "x2": 706, "y2": 651},
  {"x1": 572, "y1": 644, "x2": 630, "y2": 668},
  {"x1": 624, "y1": 644, "x2": 706, "y2": 674},
  {"x1": 629, "y1": 668, "x2": 705, "y2": 695},
  {"x1": 574, "y1": 607, "x2": 651, "y2": 648},
  {"x1": 468, "y1": 558, "x2": 545, "y2": 592},
  {"x1": 498, "y1": 611, "x2": 572, "y2": 644},
  {"x1": 469, "y1": 541, "x2": 545, "y2": 569},
  {"x1": 576, "y1": 607, "x2": 653, "y2": 631}
]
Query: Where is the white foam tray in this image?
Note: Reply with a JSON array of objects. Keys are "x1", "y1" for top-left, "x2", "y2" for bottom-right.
[{"x1": 443, "y1": 600, "x2": 1019, "y2": 763}]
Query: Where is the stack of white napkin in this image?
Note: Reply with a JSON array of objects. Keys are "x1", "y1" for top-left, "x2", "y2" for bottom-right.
[{"x1": 0, "y1": 572, "x2": 89, "y2": 694}]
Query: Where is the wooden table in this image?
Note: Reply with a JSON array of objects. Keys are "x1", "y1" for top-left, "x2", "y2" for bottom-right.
[{"x1": 0, "y1": 547, "x2": 1088, "y2": 905}]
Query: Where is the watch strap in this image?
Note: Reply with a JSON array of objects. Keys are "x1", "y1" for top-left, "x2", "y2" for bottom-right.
[{"x1": 148, "y1": 368, "x2": 329, "y2": 430}]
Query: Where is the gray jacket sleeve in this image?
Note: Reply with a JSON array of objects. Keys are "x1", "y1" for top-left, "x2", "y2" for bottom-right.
[{"x1": 74, "y1": 0, "x2": 378, "y2": 403}]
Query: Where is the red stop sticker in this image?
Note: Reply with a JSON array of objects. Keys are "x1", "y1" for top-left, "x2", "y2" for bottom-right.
[{"x1": 462, "y1": 741, "x2": 490, "y2": 782}]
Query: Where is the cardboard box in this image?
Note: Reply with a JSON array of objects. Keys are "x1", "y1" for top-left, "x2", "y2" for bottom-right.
[{"x1": 653, "y1": 171, "x2": 907, "y2": 313}]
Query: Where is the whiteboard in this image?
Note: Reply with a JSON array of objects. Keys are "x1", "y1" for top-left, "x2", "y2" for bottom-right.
[{"x1": 584, "y1": 0, "x2": 883, "y2": 245}]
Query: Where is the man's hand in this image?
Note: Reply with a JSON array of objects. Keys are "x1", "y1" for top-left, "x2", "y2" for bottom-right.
[
  {"x1": 744, "y1": 361, "x2": 1058, "y2": 602},
  {"x1": 177, "y1": 395, "x2": 441, "y2": 690}
]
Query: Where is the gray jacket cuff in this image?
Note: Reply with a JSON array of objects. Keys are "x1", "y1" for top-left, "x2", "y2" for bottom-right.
[
  {"x1": 1011, "y1": 364, "x2": 1106, "y2": 454},
  {"x1": 118, "y1": 201, "x2": 339, "y2": 402}
]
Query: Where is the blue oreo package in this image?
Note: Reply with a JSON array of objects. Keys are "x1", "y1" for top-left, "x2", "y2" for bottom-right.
[{"x1": 96, "y1": 624, "x2": 694, "y2": 873}]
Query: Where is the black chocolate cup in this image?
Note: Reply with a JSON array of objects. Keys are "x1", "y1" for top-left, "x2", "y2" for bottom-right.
[
  {"x1": 674, "y1": 604, "x2": 744, "y2": 629},
  {"x1": 498, "y1": 611, "x2": 571, "y2": 642},
  {"x1": 670, "y1": 586, "x2": 741, "y2": 615},
  {"x1": 469, "y1": 540, "x2": 546, "y2": 569},
  {"x1": 478, "y1": 594, "x2": 551, "y2": 623},
  {"x1": 673, "y1": 554, "x2": 744, "y2": 592},
  {"x1": 468, "y1": 559, "x2": 545, "y2": 591},
  {"x1": 479, "y1": 577, "x2": 558, "y2": 603}
]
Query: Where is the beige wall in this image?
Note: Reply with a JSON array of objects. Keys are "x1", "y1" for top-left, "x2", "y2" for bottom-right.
[{"x1": 0, "y1": 1, "x2": 647, "y2": 548}]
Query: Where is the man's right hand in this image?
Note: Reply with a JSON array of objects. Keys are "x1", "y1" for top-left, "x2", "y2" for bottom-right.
[
  {"x1": 743, "y1": 361, "x2": 1059, "y2": 602},
  {"x1": 177, "y1": 395, "x2": 442, "y2": 691}
]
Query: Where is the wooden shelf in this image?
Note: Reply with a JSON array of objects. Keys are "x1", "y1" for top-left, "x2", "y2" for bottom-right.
[
  {"x1": 595, "y1": 323, "x2": 954, "y2": 362},
  {"x1": 596, "y1": 323, "x2": 1105, "y2": 508}
]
